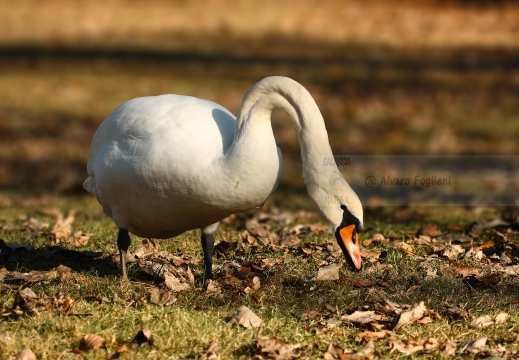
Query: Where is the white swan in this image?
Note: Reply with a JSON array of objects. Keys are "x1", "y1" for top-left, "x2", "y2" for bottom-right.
[{"x1": 84, "y1": 76, "x2": 363, "y2": 280}]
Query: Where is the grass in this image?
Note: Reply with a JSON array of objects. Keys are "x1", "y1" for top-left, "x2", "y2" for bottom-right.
[
  {"x1": 1, "y1": 193, "x2": 519, "y2": 359},
  {"x1": 1, "y1": 1, "x2": 519, "y2": 358}
]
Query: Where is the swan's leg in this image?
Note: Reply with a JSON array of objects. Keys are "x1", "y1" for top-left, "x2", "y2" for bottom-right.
[
  {"x1": 201, "y1": 222, "x2": 220, "y2": 283},
  {"x1": 117, "y1": 228, "x2": 131, "y2": 278}
]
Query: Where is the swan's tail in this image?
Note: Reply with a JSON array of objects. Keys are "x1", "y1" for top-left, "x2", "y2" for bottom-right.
[{"x1": 83, "y1": 176, "x2": 96, "y2": 195}]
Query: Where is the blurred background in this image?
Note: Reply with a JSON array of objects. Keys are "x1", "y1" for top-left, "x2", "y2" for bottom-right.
[{"x1": 0, "y1": 0, "x2": 518, "y2": 201}]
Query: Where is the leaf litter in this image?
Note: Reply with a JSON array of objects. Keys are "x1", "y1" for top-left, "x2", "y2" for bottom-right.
[{"x1": 2, "y1": 204, "x2": 519, "y2": 358}]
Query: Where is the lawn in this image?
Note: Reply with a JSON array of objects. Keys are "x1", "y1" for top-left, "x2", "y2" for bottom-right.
[{"x1": 1, "y1": 1, "x2": 519, "y2": 359}]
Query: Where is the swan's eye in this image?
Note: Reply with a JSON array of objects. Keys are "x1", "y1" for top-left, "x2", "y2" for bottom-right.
[{"x1": 340, "y1": 204, "x2": 346, "y2": 211}]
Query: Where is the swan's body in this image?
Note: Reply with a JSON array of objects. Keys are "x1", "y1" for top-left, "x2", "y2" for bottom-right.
[{"x1": 84, "y1": 76, "x2": 363, "y2": 279}]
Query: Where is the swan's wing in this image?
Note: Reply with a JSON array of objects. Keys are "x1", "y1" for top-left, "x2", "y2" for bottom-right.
[{"x1": 84, "y1": 94, "x2": 237, "y2": 228}]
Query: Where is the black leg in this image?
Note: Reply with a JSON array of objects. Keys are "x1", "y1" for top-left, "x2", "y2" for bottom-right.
[
  {"x1": 201, "y1": 231, "x2": 215, "y2": 283},
  {"x1": 117, "y1": 228, "x2": 131, "y2": 278}
]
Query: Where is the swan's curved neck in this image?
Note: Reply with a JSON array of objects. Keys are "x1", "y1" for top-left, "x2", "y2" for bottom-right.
[{"x1": 227, "y1": 77, "x2": 340, "y2": 200}]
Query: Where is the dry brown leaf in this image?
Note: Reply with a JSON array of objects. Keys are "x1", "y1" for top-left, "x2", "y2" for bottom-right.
[
  {"x1": 440, "y1": 245, "x2": 465, "y2": 260},
  {"x1": 228, "y1": 305, "x2": 263, "y2": 329},
  {"x1": 51, "y1": 211, "x2": 75, "y2": 245},
  {"x1": 300, "y1": 310, "x2": 320, "y2": 321},
  {"x1": 393, "y1": 241, "x2": 414, "y2": 256},
  {"x1": 423, "y1": 266, "x2": 438, "y2": 281},
  {"x1": 440, "y1": 305, "x2": 469, "y2": 319},
  {"x1": 417, "y1": 224, "x2": 440, "y2": 237},
  {"x1": 205, "y1": 279, "x2": 223, "y2": 299},
  {"x1": 0, "y1": 331, "x2": 14, "y2": 346},
  {"x1": 256, "y1": 337, "x2": 303, "y2": 360},
  {"x1": 356, "y1": 330, "x2": 392, "y2": 342},
  {"x1": 201, "y1": 340, "x2": 219, "y2": 360},
  {"x1": 105, "y1": 345, "x2": 129, "y2": 359},
  {"x1": 495, "y1": 311, "x2": 510, "y2": 324},
  {"x1": 72, "y1": 231, "x2": 90, "y2": 246},
  {"x1": 471, "y1": 315, "x2": 494, "y2": 328},
  {"x1": 354, "y1": 341, "x2": 375, "y2": 358},
  {"x1": 62, "y1": 296, "x2": 75, "y2": 313},
  {"x1": 463, "y1": 248, "x2": 486, "y2": 262},
  {"x1": 127, "y1": 239, "x2": 158, "y2": 262},
  {"x1": 391, "y1": 338, "x2": 439, "y2": 355},
  {"x1": 16, "y1": 348, "x2": 37, "y2": 360},
  {"x1": 79, "y1": 334, "x2": 106, "y2": 351},
  {"x1": 244, "y1": 276, "x2": 261, "y2": 294},
  {"x1": 316, "y1": 264, "x2": 340, "y2": 281},
  {"x1": 323, "y1": 342, "x2": 370, "y2": 360},
  {"x1": 164, "y1": 272, "x2": 191, "y2": 292},
  {"x1": 132, "y1": 327, "x2": 153, "y2": 347},
  {"x1": 440, "y1": 264, "x2": 481, "y2": 278},
  {"x1": 341, "y1": 310, "x2": 388, "y2": 324},
  {"x1": 149, "y1": 288, "x2": 176, "y2": 306},
  {"x1": 393, "y1": 301, "x2": 428, "y2": 330},
  {"x1": 323, "y1": 343, "x2": 344, "y2": 360},
  {"x1": 457, "y1": 337, "x2": 487, "y2": 354},
  {"x1": 463, "y1": 275, "x2": 501, "y2": 289}
]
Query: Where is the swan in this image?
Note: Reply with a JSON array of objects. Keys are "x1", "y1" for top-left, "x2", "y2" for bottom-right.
[{"x1": 84, "y1": 76, "x2": 363, "y2": 281}]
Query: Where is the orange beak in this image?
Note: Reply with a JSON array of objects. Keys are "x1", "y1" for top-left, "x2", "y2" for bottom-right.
[{"x1": 337, "y1": 224, "x2": 362, "y2": 270}]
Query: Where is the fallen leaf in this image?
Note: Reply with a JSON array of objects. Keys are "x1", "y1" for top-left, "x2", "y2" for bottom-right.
[
  {"x1": 341, "y1": 310, "x2": 388, "y2": 324},
  {"x1": 356, "y1": 330, "x2": 392, "y2": 342},
  {"x1": 440, "y1": 245, "x2": 465, "y2": 260},
  {"x1": 446, "y1": 258, "x2": 470, "y2": 268},
  {"x1": 16, "y1": 348, "x2": 37, "y2": 360},
  {"x1": 228, "y1": 306, "x2": 263, "y2": 329},
  {"x1": 149, "y1": 288, "x2": 176, "y2": 306},
  {"x1": 105, "y1": 345, "x2": 129, "y2": 360},
  {"x1": 316, "y1": 264, "x2": 340, "y2": 281},
  {"x1": 72, "y1": 231, "x2": 90, "y2": 246},
  {"x1": 495, "y1": 312, "x2": 509, "y2": 324},
  {"x1": 355, "y1": 341, "x2": 375, "y2": 358},
  {"x1": 62, "y1": 296, "x2": 75, "y2": 313},
  {"x1": 132, "y1": 327, "x2": 153, "y2": 347},
  {"x1": 471, "y1": 315, "x2": 494, "y2": 328},
  {"x1": 440, "y1": 305, "x2": 469, "y2": 319},
  {"x1": 300, "y1": 310, "x2": 320, "y2": 320},
  {"x1": 256, "y1": 336, "x2": 303, "y2": 359},
  {"x1": 321, "y1": 317, "x2": 341, "y2": 329},
  {"x1": 457, "y1": 337, "x2": 487, "y2": 354},
  {"x1": 417, "y1": 224, "x2": 440, "y2": 237},
  {"x1": 323, "y1": 342, "x2": 370, "y2": 360},
  {"x1": 244, "y1": 276, "x2": 261, "y2": 294},
  {"x1": 391, "y1": 338, "x2": 439, "y2": 355},
  {"x1": 205, "y1": 279, "x2": 223, "y2": 299},
  {"x1": 393, "y1": 301, "x2": 428, "y2": 329},
  {"x1": 0, "y1": 331, "x2": 14, "y2": 345},
  {"x1": 164, "y1": 272, "x2": 191, "y2": 292},
  {"x1": 201, "y1": 340, "x2": 219, "y2": 360},
  {"x1": 127, "y1": 239, "x2": 158, "y2": 262},
  {"x1": 323, "y1": 342, "x2": 344, "y2": 360},
  {"x1": 51, "y1": 211, "x2": 75, "y2": 245},
  {"x1": 393, "y1": 241, "x2": 414, "y2": 256},
  {"x1": 79, "y1": 334, "x2": 105, "y2": 351},
  {"x1": 463, "y1": 275, "x2": 501, "y2": 290},
  {"x1": 440, "y1": 264, "x2": 480, "y2": 278},
  {"x1": 463, "y1": 248, "x2": 486, "y2": 262}
]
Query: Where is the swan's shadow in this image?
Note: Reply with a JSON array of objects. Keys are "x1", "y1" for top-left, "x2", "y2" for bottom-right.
[{"x1": 0, "y1": 242, "x2": 117, "y2": 278}]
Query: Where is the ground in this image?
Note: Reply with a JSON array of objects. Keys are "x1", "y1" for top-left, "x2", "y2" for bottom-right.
[{"x1": 1, "y1": 1, "x2": 519, "y2": 359}]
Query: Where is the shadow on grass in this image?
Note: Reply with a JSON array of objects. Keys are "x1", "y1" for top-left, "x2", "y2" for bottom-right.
[{"x1": 0, "y1": 242, "x2": 118, "y2": 278}]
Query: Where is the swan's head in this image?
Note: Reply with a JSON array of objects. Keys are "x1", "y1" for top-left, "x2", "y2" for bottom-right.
[{"x1": 309, "y1": 169, "x2": 364, "y2": 270}]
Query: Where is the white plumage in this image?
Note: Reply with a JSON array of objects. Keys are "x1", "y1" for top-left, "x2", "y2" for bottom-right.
[{"x1": 84, "y1": 76, "x2": 363, "y2": 279}]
